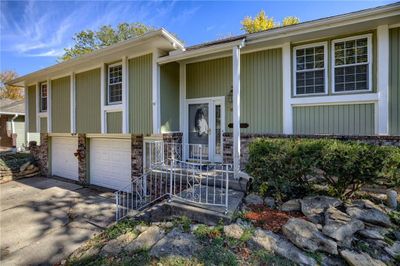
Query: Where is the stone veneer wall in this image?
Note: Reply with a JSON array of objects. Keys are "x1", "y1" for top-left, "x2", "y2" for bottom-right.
[
  {"x1": 29, "y1": 133, "x2": 49, "y2": 176},
  {"x1": 132, "y1": 134, "x2": 143, "y2": 179},
  {"x1": 223, "y1": 133, "x2": 400, "y2": 169},
  {"x1": 162, "y1": 132, "x2": 183, "y2": 161},
  {"x1": 76, "y1": 134, "x2": 88, "y2": 184}
]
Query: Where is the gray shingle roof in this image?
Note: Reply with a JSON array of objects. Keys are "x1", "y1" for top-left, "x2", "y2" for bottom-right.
[{"x1": 0, "y1": 98, "x2": 25, "y2": 115}]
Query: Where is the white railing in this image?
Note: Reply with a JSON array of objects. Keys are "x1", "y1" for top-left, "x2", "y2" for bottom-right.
[{"x1": 115, "y1": 158, "x2": 233, "y2": 221}]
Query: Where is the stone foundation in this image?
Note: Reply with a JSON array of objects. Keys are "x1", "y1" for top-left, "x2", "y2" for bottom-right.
[
  {"x1": 223, "y1": 133, "x2": 400, "y2": 169},
  {"x1": 29, "y1": 133, "x2": 49, "y2": 176},
  {"x1": 132, "y1": 134, "x2": 144, "y2": 179},
  {"x1": 76, "y1": 134, "x2": 88, "y2": 184}
]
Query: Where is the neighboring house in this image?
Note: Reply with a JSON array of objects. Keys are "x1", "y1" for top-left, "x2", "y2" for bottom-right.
[
  {"x1": 0, "y1": 98, "x2": 25, "y2": 151},
  {"x1": 8, "y1": 3, "x2": 400, "y2": 191}
]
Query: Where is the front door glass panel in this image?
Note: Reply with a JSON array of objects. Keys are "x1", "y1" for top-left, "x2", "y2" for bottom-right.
[{"x1": 188, "y1": 103, "x2": 209, "y2": 160}]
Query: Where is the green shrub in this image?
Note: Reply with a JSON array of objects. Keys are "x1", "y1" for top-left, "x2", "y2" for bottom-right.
[{"x1": 246, "y1": 138, "x2": 400, "y2": 200}]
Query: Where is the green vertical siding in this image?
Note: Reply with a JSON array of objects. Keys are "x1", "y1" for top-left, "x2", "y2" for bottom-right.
[
  {"x1": 241, "y1": 49, "x2": 283, "y2": 133},
  {"x1": 129, "y1": 53, "x2": 152, "y2": 134},
  {"x1": 186, "y1": 50, "x2": 283, "y2": 133},
  {"x1": 28, "y1": 85, "x2": 37, "y2": 132},
  {"x1": 160, "y1": 62, "x2": 180, "y2": 132},
  {"x1": 293, "y1": 104, "x2": 375, "y2": 135},
  {"x1": 106, "y1": 111, "x2": 122, "y2": 133},
  {"x1": 389, "y1": 27, "x2": 400, "y2": 135},
  {"x1": 40, "y1": 117, "x2": 47, "y2": 133},
  {"x1": 76, "y1": 68, "x2": 101, "y2": 133},
  {"x1": 51, "y1": 76, "x2": 71, "y2": 133},
  {"x1": 186, "y1": 57, "x2": 232, "y2": 130}
]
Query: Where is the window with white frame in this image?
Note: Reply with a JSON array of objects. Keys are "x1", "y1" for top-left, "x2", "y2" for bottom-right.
[
  {"x1": 332, "y1": 35, "x2": 371, "y2": 92},
  {"x1": 40, "y1": 83, "x2": 47, "y2": 112},
  {"x1": 108, "y1": 64, "x2": 122, "y2": 104},
  {"x1": 294, "y1": 43, "x2": 327, "y2": 95}
]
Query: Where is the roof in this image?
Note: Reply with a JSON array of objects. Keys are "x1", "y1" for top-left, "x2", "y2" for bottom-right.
[
  {"x1": 159, "y1": 2, "x2": 400, "y2": 64},
  {"x1": 9, "y1": 28, "x2": 184, "y2": 86},
  {"x1": 0, "y1": 98, "x2": 25, "y2": 115}
]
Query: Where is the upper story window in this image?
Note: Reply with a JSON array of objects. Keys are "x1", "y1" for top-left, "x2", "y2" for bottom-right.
[
  {"x1": 40, "y1": 83, "x2": 47, "y2": 112},
  {"x1": 293, "y1": 42, "x2": 327, "y2": 95},
  {"x1": 332, "y1": 35, "x2": 372, "y2": 93},
  {"x1": 108, "y1": 64, "x2": 123, "y2": 104}
]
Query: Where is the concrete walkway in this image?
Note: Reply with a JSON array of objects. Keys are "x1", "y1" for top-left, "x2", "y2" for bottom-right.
[{"x1": 0, "y1": 177, "x2": 115, "y2": 265}]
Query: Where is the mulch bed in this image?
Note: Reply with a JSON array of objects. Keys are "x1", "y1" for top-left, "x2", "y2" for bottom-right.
[{"x1": 244, "y1": 204, "x2": 305, "y2": 232}]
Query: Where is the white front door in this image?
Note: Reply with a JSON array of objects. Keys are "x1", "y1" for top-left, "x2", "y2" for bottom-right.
[{"x1": 186, "y1": 97, "x2": 225, "y2": 162}]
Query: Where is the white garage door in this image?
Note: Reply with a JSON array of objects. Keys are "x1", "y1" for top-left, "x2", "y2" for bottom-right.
[
  {"x1": 90, "y1": 138, "x2": 131, "y2": 190},
  {"x1": 52, "y1": 137, "x2": 79, "y2": 180}
]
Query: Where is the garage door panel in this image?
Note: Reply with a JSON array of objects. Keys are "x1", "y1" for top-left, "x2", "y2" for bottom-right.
[
  {"x1": 52, "y1": 137, "x2": 79, "y2": 180},
  {"x1": 90, "y1": 138, "x2": 131, "y2": 190}
]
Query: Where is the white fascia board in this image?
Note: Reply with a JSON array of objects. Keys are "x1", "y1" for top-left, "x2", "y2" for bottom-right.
[
  {"x1": 157, "y1": 39, "x2": 246, "y2": 65},
  {"x1": 10, "y1": 29, "x2": 181, "y2": 86},
  {"x1": 246, "y1": 4, "x2": 400, "y2": 44}
]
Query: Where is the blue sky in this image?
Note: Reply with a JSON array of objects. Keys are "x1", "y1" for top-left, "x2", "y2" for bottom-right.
[{"x1": 0, "y1": 0, "x2": 396, "y2": 75}]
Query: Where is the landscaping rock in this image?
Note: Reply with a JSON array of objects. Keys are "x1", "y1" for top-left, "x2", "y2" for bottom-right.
[
  {"x1": 101, "y1": 232, "x2": 137, "y2": 256},
  {"x1": 320, "y1": 254, "x2": 347, "y2": 266},
  {"x1": 351, "y1": 199, "x2": 387, "y2": 213},
  {"x1": 282, "y1": 218, "x2": 338, "y2": 255},
  {"x1": 340, "y1": 249, "x2": 386, "y2": 266},
  {"x1": 358, "y1": 229, "x2": 384, "y2": 240},
  {"x1": 135, "y1": 224, "x2": 149, "y2": 233},
  {"x1": 301, "y1": 196, "x2": 342, "y2": 216},
  {"x1": 264, "y1": 197, "x2": 275, "y2": 208},
  {"x1": 223, "y1": 224, "x2": 244, "y2": 239},
  {"x1": 384, "y1": 241, "x2": 400, "y2": 258},
  {"x1": 244, "y1": 194, "x2": 263, "y2": 205},
  {"x1": 70, "y1": 245, "x2": 101, "y2": 260},
  {"x1": 125, "y1": 226, "x2": 164, "y2": 253},
  {"x1": 346, "y1": 206, "x2": 392, "y2": 227},
  {"x1": 386, "y1": 190, "x2": 398, "y2": 209},
  {"x1": 250, "y1": 228, "x2": 317, "y2": 266},
  {"x1": 19, "y1": 161, "x2": 30, "y2": 172},
  {"x1": 150, "y1": 228, "x2": 201, "y2": 258},
  {"x1": 322, "y1": 207, "x2": 364, "y2": 242},
  {"x1": 281, "y1": 199, "x2": 301, "y2": 212},
  {"x1": 236, "y1": 218, "x2": 252, "y2": 229}
]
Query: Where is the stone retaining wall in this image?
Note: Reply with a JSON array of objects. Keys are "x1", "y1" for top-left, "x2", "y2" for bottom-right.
[
  {"x1": 223, "y1": 133, "x2": 400, "y2": 169},
  {"x1": 28, "y1": 133, "x2": 49, "y2": 176}
]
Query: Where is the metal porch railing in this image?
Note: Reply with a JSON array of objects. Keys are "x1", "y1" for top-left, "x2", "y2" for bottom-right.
[{"x1": 115, "y1": 157, "x2": 233, "y2": 221}]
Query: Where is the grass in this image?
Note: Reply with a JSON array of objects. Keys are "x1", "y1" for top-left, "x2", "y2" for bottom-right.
[
  {"x1": 250, "y1": 250, "x2": 296, "y2": 266},
  {"x1": 104, "y1": 219, "x2": 142, "y2": 239},
  {"x1": 193, "y1": 224, "x2": 223, "y2": 240},
  {"x1": 173, "y1": 216, "x2": 192, "y2": 232},
  {"x1": 156, "y1": 256, "x2": 202, "y2": 266},
  {"x1": 198, "y1": 238, "x2": 238, "y2": 266}
]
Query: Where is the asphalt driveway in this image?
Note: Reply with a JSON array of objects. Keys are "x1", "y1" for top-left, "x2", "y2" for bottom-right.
[{"x1": 0, "y1": 177, "x2": 115, "y2": 265}]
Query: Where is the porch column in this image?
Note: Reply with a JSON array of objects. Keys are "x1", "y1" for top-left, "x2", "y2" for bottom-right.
[
  {"x1": 232, "y1": 45, "x2": 242, "y2": 178},
  {"x1": 152, "y1": 49, "x2": 161, "y2": 134},
  {"x1": 377, "y1": 25, "x2": 389, "y2": 135}
]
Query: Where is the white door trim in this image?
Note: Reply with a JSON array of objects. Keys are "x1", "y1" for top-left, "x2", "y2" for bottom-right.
[{"x1": 184, "y1": 96, "x2": 225, "y2": 162}]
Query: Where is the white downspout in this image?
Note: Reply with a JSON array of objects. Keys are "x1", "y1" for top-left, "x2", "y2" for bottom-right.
[
  {"x1": 232, "y1": 40, "x2": 245, "y2": 179},
  {"x1": 11, "y1": 114, "x2": 18, "y2": 151}
]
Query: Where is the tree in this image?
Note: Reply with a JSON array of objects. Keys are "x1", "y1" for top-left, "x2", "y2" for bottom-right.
[
  {"x1": 0, "y1": 70, "x2": 23, "y2": 100},
  {"x1": 59, "y1": 22, "x2": 155, "y2": 61},
  {"x1": 241, "y1": 10, "x2": 300, "y2": 33},
  {"x1": 282, "y1": 16, "x2": 300, "y2": 26}
]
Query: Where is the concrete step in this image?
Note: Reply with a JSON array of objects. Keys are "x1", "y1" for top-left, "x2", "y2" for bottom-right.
[{"x1": 133, "y1": 188, "x2": 244, "y2": 225}]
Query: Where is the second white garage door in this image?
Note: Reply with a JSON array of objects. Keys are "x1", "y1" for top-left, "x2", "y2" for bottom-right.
[
  {"x1": 52, "y1": 137, "x2": 79, "y2": 180},
  {"x1": 90, "y1": 138, "x2": 131, "y2": 190}
]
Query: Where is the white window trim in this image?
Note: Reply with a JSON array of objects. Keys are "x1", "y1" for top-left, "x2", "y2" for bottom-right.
[
  {"x1": 39, "y1": 82, "x2": 48, "y2": 113},
  {"x1": 331, "y1": 33, "x2": 373, "y2": 94},
  {"x1": 293, "y1": 41, "x2": 328, "y2": 96},
  {"x1": 107, "y1": 62, "x2": 123, "y2": 105}
]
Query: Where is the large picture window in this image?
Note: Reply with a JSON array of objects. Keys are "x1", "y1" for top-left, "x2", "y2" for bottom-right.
[
  {"x1": 293, "y1": 43, "x2": 327, "y2": 95},
  {"x1": 40, "y1": 83, "x2": 47, "y2": 112},
  {"x1": 108, "y1": 64, "x2": 122, "y2": 104},
  {"x1": 332, "y1": 35, "x2": 371, "y2": 93}
]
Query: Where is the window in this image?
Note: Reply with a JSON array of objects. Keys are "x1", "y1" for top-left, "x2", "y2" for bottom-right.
[
  {"x1": 108, "y1": 64, "x2": 122, "y2": 104},
  {"x1": 294, "y1": 43, "x2": 327, "y2": 95},
  {"x1": 332, "y1": 35, "x2": 371, "y2": 93},
  {"x1": 40, "y1": 83, "x2": 47, "y2": 112}
]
